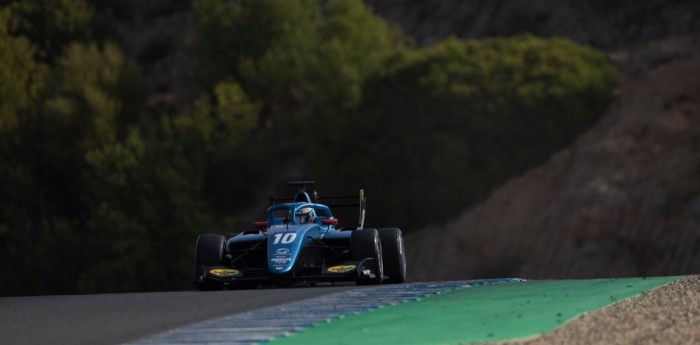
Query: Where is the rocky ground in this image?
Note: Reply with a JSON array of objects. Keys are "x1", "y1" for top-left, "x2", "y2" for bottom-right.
[{"x1": 499, "y1": 275, "x2": 700, "y2": 344}]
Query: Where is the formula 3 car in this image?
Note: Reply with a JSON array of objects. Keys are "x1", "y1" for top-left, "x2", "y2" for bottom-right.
[{"x1": 193, "y1": 181, "x2": 407, "y2": 290}]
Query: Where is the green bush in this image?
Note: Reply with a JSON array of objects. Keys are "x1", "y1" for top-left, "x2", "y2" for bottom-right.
[
  {"x1": 317, "y1": 35, "x2": 619, "y2": 229},
  {"x1": 0, "y1": 0, "x2": 620, "y2": 295}
]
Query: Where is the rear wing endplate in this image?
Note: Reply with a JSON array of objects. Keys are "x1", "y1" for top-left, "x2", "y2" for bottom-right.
[{"x1": 317, "y1": 189, "x2": 366, "y2": 229}]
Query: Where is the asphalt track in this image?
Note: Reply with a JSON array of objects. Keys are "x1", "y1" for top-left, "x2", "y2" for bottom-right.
[{"x1": 0, "y1": 284, "x2": 361, "y2": 345}]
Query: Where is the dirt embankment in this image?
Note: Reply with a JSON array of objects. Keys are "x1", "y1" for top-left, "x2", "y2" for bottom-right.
[
  {"x1": 376, "y1": 0, "x2": 700, "y2": 281},
  {"x1": 406, "y1": 38, "x2": 700, "y2": 281}
]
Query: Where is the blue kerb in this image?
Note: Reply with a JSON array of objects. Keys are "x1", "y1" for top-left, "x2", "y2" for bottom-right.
[{"x1": 127, "y1": 279, "x2": 526, "y2": 345}]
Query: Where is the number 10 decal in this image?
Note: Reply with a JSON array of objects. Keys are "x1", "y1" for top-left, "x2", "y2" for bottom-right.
[{"x1": 273, "y1": 233, "x2": 296, "y2": 244}]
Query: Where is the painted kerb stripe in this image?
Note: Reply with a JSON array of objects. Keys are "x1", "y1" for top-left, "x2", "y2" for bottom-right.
[
  {"x1": 127, "y1": 279, "x2": 523, "y2": 345},
  {"x1": 268, "y1": 276, "x2": 680, "y2": 345}
]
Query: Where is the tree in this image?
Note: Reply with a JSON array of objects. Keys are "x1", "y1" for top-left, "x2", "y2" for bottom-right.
[
  {"x1": 0, "y1": 8, "x2": 47, "y2": 132},
  {"x1": 191, "y1": 0, "x2": 408, "y2": 214},
  {"x1": 319, "y1": 35, "x2": 619, "y2": 229},
  {"x1": 0, "y1": 7, "x2": 51, "y2": 295},
  {"x1": 192, "y1": 0, "x2": 407, "y2": 135},
  {"x1": 2, "y1": 0, "x2": 93, "y2": 63}
]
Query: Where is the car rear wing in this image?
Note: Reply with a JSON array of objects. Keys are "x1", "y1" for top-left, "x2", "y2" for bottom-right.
[
  {"x1": 317, "y1": 190, "x2": 366, "y2": 229},
  {"x1": 268, "y1": 181, "x2": 367, "y2": 229}
]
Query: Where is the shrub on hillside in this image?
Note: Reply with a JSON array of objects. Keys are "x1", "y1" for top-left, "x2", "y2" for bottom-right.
[{"x1": 319, "y1": 35, "x2": 619, "y2": 229}]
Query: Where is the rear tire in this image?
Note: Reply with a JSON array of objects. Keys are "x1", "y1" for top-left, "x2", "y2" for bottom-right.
[
  {"x1": 194, "y1": 234, "x2": 226, "y2": 291},
  {"x1": 378, "y1": 228, "x2": 406, "y2": 284},
  {"x1": 351, "y1": 228, "x2": 383, "y2": 285}
]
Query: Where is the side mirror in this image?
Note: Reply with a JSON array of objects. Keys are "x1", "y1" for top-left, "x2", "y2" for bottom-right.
[
  {"x1": 253, "y1": 221, "x2": 268, "y2": 228},
  {"x1": 322, "y1": 219, "x2": 339, "y2": 226}
]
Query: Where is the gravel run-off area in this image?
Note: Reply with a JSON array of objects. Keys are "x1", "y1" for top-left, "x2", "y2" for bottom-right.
[{"x1": 501, "y1": 275, "x2": 700, "y2": 345}]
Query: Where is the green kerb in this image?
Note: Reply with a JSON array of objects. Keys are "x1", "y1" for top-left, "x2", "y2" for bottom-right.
[{"x1": 268, "y1": 276, "x2": 680, "y2": 345}]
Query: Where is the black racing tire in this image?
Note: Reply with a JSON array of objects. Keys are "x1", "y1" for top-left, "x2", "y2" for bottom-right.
[
  {"x1": 351, "y1": 228, "x2": 383, "y2": 285},
  {"x1": 378, "y1": 228, "x2": 407, "y2": 284},
  {"x1": 194, "y1": 234, "x2": 226, "y2": 291}
]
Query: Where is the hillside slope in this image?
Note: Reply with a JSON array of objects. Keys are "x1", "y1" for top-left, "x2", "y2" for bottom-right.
[
  {"x1": 406, "y1": 38, "x2": 700, "y2": 280},
  {"x1": 362, "y1": 0, "x2": 700, "y2": 280}
]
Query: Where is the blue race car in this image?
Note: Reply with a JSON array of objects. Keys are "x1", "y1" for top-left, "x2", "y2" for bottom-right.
[{"x1": 193, "y1": 181, "x2": 406, "y2": 290}]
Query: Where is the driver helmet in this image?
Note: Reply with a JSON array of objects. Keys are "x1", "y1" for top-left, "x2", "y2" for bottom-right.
[{"x1": 295, "y1": 207, "x2": 316, "y2": 224}]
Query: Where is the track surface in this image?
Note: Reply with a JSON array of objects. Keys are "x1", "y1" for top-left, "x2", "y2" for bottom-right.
[
  {"x1": 4, "y1": 277, "x2": 683, "y2": 345},
  {"x1": 130, "y1": 280, "x2": 511, "y2": 344},
  {"x1": 0, "y1": 284, "x2": 361, "y2": 345}
]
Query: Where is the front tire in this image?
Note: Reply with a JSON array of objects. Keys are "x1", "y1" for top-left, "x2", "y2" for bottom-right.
[
  {"x1": 378, "y1": 228, "x2": 406, "y2": 284},
  {"x1": 194, "y1": 234, "x2": 226, "y2": 291},
  {"x1": 351, "y1": 228, "x2": 383, "y2": 285}
]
